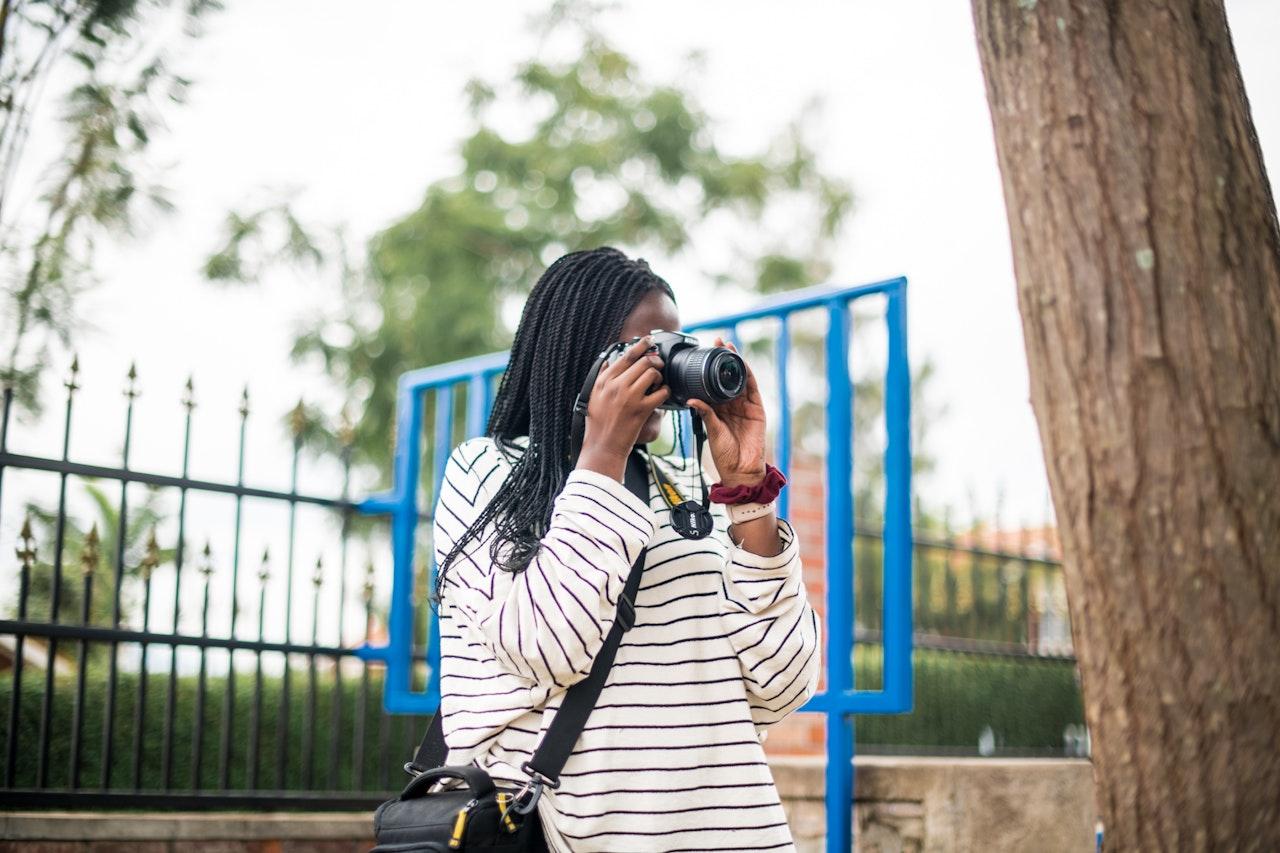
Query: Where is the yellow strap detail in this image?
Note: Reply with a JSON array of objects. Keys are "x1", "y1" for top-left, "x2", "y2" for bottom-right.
[
  {"x1": 649, "y1": 455, "x2": 687, "y2": 507},
  {"x1": 497, "y1": 792, "x2": 520, "y2": 833},
  {"x1": 449, "y1": 807, "x2": 468, "y2": 848}
]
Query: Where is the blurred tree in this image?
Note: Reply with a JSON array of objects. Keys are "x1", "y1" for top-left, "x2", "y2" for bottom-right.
[
  {"x1": 206, "y1": 0, "x2": 854, "y2": 476},
  {"x1": 851, "y1": 353, "x2": 946, "y2": 525},
  {"x1": 0, "y1": 0, "x2": 220, "y2": 416}
]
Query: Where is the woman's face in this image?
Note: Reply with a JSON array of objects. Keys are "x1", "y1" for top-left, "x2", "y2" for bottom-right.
[{"x1": 618, "y1": 288, "x2": 681, "y2": 445}]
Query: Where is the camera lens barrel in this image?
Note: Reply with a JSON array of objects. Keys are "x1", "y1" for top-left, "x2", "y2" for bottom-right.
[{"x1": 667, "y1": 345, "x2": 746, "y2": 406}]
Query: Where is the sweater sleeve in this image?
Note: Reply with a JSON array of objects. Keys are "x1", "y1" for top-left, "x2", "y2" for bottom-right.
[
  {"x1": 432, "y1": 439, "x2": 657, "y2": 704},
  {"x1": 715, "y1": 514, "x2": 822, "y2": 731}
]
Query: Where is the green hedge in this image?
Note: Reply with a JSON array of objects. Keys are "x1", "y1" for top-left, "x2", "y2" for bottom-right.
[
  {"x1": 854, "y1": 646, "x2": 1084, "y2": 753},
  {"x1": 0, "y1": 660, "x2": 429, "y2": 793},
  {"x1": 0, "y1": 648, "x2": 1083, "y2": 795}
]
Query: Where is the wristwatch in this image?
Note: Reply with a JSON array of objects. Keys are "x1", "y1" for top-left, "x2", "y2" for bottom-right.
[{"x1": 727, "y1": 500, "x2": 775, "y2": 525}]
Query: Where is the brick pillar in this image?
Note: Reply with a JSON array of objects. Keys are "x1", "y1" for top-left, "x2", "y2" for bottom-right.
[{"x1": 763, "y1": 451, "x2": 828, "y2": 757}]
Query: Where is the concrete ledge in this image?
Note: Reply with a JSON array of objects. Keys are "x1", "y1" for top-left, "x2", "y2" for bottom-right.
[
  {"x1": 1, "y1": 758, "x2": 1096, "y2": 852},
  {"x1": 0, "y1": 811, "x2": 372, "y2": 842}
]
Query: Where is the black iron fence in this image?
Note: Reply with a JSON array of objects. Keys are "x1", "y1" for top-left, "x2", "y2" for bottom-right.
[
  {"x1": 849, "y1": 515, "x2": 1084, "y2": 757},
  {"x1": 0, "y1": 363, "x2": 1084, "y2": 811},
  {"x1": 0, "y1": 366, "x2": 427, "y2": 809}
]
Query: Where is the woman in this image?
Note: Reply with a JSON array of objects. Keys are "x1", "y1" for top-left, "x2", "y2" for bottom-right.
[{"x1": 431, "y1": 247, "x2": 821, "y2": 852}]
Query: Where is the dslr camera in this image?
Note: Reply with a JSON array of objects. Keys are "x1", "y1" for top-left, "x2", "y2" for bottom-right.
[{"x1": 604, "y1": 330, "x2": 746, "y2": 410}]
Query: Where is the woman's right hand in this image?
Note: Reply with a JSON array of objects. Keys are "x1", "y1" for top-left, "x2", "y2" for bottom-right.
[{"x1": 577, "y1": 335, "x2": 669, "y2": 481}]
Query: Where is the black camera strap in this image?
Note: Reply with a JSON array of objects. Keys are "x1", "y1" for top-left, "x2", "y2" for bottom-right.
[
  {"x1": 567, "y1": 351, "x2": 608, "y2": 467},
  {"x1": 407, "y1": 449, "x2": 652, "y2": 808}
]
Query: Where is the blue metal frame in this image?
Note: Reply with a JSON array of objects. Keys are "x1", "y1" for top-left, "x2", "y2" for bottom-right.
[{"x1": 356, "y1": 277, "x2": 913, "y2": 852}]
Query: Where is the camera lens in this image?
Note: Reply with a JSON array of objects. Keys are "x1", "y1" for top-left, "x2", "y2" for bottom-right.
[
  {"x1": 715, "y1": 356, "x2": 743, "y2": 393},
  {"x1": 666, "y1": 345, "x2": 746, "y2": 406},
  {"x1": 707, "y1": 350, "x2": 746, "y2": 400}
]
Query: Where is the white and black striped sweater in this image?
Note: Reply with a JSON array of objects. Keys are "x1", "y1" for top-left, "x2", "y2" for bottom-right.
[{"x1": 432, "y1": 435, "x2": 821, "y2": 853}]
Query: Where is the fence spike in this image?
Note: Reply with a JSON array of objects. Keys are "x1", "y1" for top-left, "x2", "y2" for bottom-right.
[
  {"x1": 239, "y1": 386, "x2": 251, "y2": 418},
  {"x1": 66, "y1": 355, "x2": 81, "y2": 392},
  {"x1": 125, "y1": 362, "x2": 140, "y2": 399},
  {"x1": 290, "y1": 398, "x2": 306, "y2": 439},
  {"x1": 139, "y1": 527, "x2": 160, "y2": 580},
  {"x1": 199, "y1": 541, "x2": 214, "y2": 576},
  {"x1": 15, "y1": 515, "x2": 37, "y2": 570},
  {"x1": 312, "y1": 556, "x2": 323, "y2": 587},
  {"x1": 81, "y1": 524, "x2": 101, "y2": 576},
  {"x1": 258, "y1": 547, "x2": 271, "y2": 582},
  {"x1": 182, "y1": 376, "x2": 196, "y2": 410}
]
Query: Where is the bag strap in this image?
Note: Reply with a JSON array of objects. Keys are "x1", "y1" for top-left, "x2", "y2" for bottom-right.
[{"x1": 407, "y1": 448, "x2": 652, "y2": 787}]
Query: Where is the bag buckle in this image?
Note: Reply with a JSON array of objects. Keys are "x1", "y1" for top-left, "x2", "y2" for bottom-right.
[
  {"x1": 513, "y1": 760, "x2": 561, "y2": 815},
  {"x1": 510, "y1": 777, "x2": 543, "y2": 816}
]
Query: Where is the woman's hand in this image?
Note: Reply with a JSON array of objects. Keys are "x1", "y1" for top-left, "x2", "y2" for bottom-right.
[
  {"x1": 577, "y1": 336, "x2": 669, "y2": 482},
  {"x1": 687, "y1": 338, "x2": 767, "y2": 488},
  {"x1": 689, "y1": 338, "x2": 782, "y2": 556}
]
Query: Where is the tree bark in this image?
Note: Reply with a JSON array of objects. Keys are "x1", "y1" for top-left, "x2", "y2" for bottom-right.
[{"x1": 970, "y1": 0, "x2": 1280, "y2": 848}]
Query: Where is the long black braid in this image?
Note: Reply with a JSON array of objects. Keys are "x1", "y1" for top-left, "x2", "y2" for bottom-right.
[{"x1": 433, "y1": 247, "x2": 676, "y2": 606}]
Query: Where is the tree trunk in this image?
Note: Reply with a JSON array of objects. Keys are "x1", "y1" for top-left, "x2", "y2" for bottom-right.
[{"x1": 970, "y1": 1, "x2": 1280, "y2": 848}]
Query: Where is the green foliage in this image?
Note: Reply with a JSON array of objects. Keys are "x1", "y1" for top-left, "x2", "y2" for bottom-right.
[
  {"x1": 0, "y1": 0, "x2": 221, "y2": 415},
  {"x1": 206, "y1": 2, "x2": 853, "y2": 475},
  {"x1": 855, "y1": 646, "x2": 1085, "y2": 753},
  {"x1": 0, "y1": 662, "x2": 429, "y2": 794},
  {"x1": 203, "y1": 203, "x2": 324, "y2": 284}
]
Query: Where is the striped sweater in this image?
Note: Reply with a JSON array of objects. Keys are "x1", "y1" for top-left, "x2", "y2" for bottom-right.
[{"x1": 431, "y1": 435, "x2": 822, "y2": 852}]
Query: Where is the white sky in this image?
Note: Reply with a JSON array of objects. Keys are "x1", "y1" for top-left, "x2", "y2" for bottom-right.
[{"x1": 4, "y1": 0, "x2": 1279, "y2": 644}]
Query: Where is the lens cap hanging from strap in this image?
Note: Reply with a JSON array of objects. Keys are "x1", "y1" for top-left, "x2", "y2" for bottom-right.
[
  {"x1": 646, "y1": 413, "x2": 714, "y2": 540},
  {"x1": 650, "y1": 457, "x2": 714, "y2": 539}
]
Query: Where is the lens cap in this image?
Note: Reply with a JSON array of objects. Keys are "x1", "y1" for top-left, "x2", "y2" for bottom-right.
[{"x1": 670, "y1": 501, "x2": 714, "y2": 539}]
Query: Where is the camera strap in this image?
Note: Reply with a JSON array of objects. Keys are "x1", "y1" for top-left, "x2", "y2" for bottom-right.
[
  {"x1": 568, "y1": 351, "x2": 608, "y2": 467},
  {"x1": 649, "y1": 414, "x2": 714, "y2": 540}
]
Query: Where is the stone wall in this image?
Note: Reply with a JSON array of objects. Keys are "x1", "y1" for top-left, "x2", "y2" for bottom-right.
[
  {"x1": 775, "y1": 756, "x2": 1097, "y2": 852},
  {"x1": 0, "y1": 757, "x2": 1096, "y2": 852}
]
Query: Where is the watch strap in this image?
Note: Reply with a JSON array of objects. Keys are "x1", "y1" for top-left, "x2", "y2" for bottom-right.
[{"x1": 728, "y1": 500, "x2": 775, "y2": 524}]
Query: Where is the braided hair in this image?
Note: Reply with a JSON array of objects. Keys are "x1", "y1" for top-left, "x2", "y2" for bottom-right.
[{"x1": 434, "y1": 247, "x2": 676, "y2": 605}]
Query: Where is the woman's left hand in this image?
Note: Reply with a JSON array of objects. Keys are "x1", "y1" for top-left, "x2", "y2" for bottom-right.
[{"x1": 687, "y1": 337, "x2": 768, "y2": 488}]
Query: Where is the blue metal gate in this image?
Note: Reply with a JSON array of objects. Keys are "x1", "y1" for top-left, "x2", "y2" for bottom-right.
[{"x1": 356, "y1": 276, "x2": 913, "y2": 851}]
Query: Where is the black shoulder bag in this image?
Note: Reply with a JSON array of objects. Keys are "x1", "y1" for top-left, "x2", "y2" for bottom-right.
[{"x1": 370, "y1": 450, "x2": 651, "y2": 852}]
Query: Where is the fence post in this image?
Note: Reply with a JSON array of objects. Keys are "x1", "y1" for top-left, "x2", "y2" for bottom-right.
[{"x1": 824, "y1": 298, "x2": 855, "y2": 852}]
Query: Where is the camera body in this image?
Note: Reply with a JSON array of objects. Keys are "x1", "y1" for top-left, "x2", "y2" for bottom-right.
[{"x1": 604, "y1": 330, "x2": 746, "y2": 410}]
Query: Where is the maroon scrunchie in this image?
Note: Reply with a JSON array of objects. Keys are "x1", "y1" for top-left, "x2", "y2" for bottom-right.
[{"x1": 709, "y1": 463, "x2": 787, "y2": 505}]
